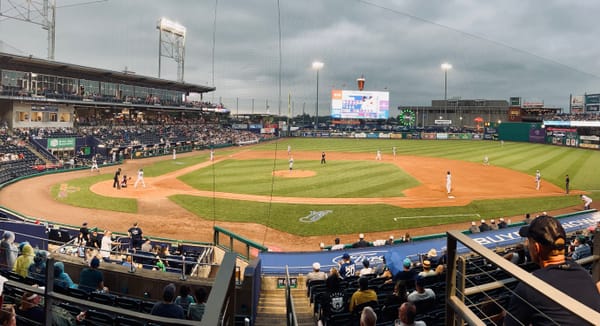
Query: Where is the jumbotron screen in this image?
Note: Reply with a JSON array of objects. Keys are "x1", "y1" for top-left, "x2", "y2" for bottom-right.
[{"x1": 331, "y1": 90, "x2": 390, "y2": 119}]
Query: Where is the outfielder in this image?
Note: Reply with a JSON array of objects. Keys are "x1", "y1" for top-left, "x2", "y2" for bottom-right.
[
  {"x1": 134, "y1": 168, "x2": 146, "y2": 188},
  {"x1": 446, "y1": 171, "x2": 452, "y2": 195},
  {"x1": 392, "y1": 146, "x2": 397, "y2": 159},
  {"x1": 289, "y1": 156, "x2": 294, "y2": 171},
  {"x1": 375, "y1": 149, "x2": 382, "y2": 161},
  {"x1": 535, "y1": 170, "x2": 541, "y2": 190}
]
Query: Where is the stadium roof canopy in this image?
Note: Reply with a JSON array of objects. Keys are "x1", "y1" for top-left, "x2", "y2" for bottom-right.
[{"x1": 0, "y1": 52, "x2": 215, "y2": 94}]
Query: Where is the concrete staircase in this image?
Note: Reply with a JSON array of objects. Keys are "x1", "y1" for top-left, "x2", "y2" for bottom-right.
[{"x1": 253, "y1": 289, "x2": 315, "y2": 326}]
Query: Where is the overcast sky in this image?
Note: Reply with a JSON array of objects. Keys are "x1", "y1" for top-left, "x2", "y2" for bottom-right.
[{"x1": 1, "y1": 0, "x2": 599, "y2": 115}]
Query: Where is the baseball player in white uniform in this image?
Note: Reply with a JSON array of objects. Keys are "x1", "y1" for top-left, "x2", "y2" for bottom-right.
[
  {"x1": 172, "y1": 148, "x2": 177, "y2": 160},
  {"x1": 375, "y1": 149, "x2": 382, "y2": 161},
  {"x1": 535, "y1": 170, "x2": 541, "y2": 190},
  {"x1": 210, "y1": 149, "x2": 214, "y2": 161},
  {"x1": 90, "y1": 156, "x2": 99, "y2": 172},
  {"x1": 581, "y1": 194, "x2": 593, "y2": 210},
  {"x1": 289, "y1": 156, "x2": 294, "y2": 171},
  {"x1": 392, "y1": 146, "x2": 397, "y2": 159},
  {"x1": 134, "y1": 168, "x2": 146, "y2": 188},
  {"x1": 446, "y1": 171, "x2": 452, "y2": 195}
]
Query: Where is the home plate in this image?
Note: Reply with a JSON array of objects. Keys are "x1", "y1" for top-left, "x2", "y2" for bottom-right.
[{"x1": 448, "y1": 195, "x2": 455, "y2": 199}]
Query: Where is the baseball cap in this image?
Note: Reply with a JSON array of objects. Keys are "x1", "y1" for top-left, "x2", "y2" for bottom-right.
[
  {"x1": 312, "y1": 262, "x2": 321, "y2": 270},
  {"x1": 342, "y1": 253, "x2": 350, "y2": 260},
  {"x1": 518, "y1": 215, "x2": 566, "y2": 250},
  {"x1": 403, "y1": 258, "x2": 412, "y2": 268}
]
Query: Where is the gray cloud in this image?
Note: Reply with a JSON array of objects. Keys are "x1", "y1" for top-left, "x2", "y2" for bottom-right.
[{"x1": 1, "y1": 0, "x2": 599, "y2": 115}]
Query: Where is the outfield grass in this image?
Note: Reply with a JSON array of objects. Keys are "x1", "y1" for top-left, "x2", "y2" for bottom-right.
[
  {"x1": 50, "y1": 138, "x2": 600, "y2": 235},
  {"x1": 170, "y1": 194, "x2": 581, "y2": 236}
]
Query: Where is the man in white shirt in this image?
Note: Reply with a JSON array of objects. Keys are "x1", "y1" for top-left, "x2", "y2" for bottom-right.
[
  {"x1": 581, "y1": 194, "x2": 593, "y2": 210},
  {"x1": 134, "y1": 168, "x2": 146, "y2": 188}
]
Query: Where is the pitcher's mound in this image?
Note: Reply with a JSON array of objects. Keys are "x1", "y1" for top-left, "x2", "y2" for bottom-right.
[{"x1": 273, "y1": 170, "x2": 316, "y2": 178}]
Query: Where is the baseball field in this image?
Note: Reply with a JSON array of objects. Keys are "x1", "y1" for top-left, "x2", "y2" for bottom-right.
[{"x1": 0, "y1": 138, "x2": 597, "y2": 252}]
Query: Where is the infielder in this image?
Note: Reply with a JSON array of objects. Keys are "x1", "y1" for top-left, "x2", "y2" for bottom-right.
[
  {"x1": 134, "y1": 168, "x2": 146, "y2": 188},
  {"x1": 581, "y1": 194, "x2": 593, "y2": 210},
  {"x1": 289, "y1": 156, "x2": 294, "y2": 171},
  {"x1": 90, "y1": 156, "x2": 99, "y2": 172},
  {"x1": 392, "y1": 146, "x2": 397, "y2": 159},
  {"x1": 483, "y1": 156, "x2": 489, "y2": 166},
  {"x1": 287, "y1": 144, "x2": 291, "y2": 155},
  {"x1": 446, "y1": 171, "x2": 452, "y2": 195},
  {"x1": 375, "y1": 149, "x2": 382, "y2": 161},
  {"x1": 535, "y1": 170, "x2": 541, "y2": 190}
]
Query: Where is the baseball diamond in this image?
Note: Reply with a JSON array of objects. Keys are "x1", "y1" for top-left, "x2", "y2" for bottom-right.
[{"x1": 0, "y1": 138, "x2": 595, "y2": 252}]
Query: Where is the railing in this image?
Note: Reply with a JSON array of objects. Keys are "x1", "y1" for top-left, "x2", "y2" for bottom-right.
[
  {"x1": 2, "y1": 253, "x2": 237, "y2": 325},
  {"x1": 214, "y1": 226, "x2": 269, "y2": 261},
  {"x1": 285, "y1": 265, "x2": 299, "y2": 326},
  {"x1": 445, "y1": 229, "x2": 600, "y2": 325}
]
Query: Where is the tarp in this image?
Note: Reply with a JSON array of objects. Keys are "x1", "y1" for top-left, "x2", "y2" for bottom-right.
[{"x1": 259, "y1": 210, "x2": 599, "y2": 275}]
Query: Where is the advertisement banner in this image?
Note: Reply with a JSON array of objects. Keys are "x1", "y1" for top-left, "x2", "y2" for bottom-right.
[
  {"x1": 47, "y1": 138, "x2": 75, "y2": 150},
  {"x1": 528, "y1": 128, "x2": 546, "y2": 143},
  {"x1": 366, "y1": 133, "x2": 379, "y2": 139},
  {"x1": 390, "y1": 133, "x2": 403, "y2": 139},
  {"x1": 422, "y1": 133, "x2": 436, "y2": 140},
  {"x1": 377, "y1": 133, "x2": 392, "y2": 139},
  {"x1": 436, "y1": 133, "x2": 449, "y2": 140}
]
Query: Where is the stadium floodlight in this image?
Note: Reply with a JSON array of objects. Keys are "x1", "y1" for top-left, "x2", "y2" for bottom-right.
[
  {"x1": 312, "y1": 61, "x2": 324, "y2": 130},
  {"x1": 157, "y1": 17, "x2": 186, "y2": 82},
  {"x1": 441, "y1": 62, "x2": 452, "y2": 120}
]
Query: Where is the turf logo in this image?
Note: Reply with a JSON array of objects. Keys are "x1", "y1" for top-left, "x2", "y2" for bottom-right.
[
  {"x1": 57, "y1": 183, "x2": 80, "y2": 198},
  {"x1": 299, "y1": 210, "x2": 333, "y2": 223}
]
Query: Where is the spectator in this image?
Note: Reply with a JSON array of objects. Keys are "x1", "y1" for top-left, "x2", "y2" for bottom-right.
[
  {"x1": 479, "y1": 219, "x2": 491, "y2": 232},
  {"x1": 330, "y1": 238, "x2": 344, "y2": 251},
  {"x1": 151, "y1": 283, "x2": 185, "y2": 319},
  {"x1": 407, "y1": 277, "x2": 436, "y2": 304},
  {"x1": 349, "y1": 277, "x2": 378, "y2": 313},
  {"x1": 394, "y1": 258, "x2": 417, "y2": 283},
  {"x1": 385, "y1": 280, "x2": 408, "y2": 306},
  {"x1": 306, "y1": 262, "x2": 327, "y2": 286},
  {"x1": 188, "y1": 287, "x2": 207, "y2": 321},
  {"x1": 13, "y1": 243, "x2": 34, "y2": 278},
  {"x1": 352, "y1": 233, "x2": 370, "y2": 248},
  {"x1": 78, "y1": 257, "x2": 107, "y2": 293},
  {"x1": 27, "y1": 250, "x2": 48, "y2": 284},
  {"x1": 53, "y1": 261, "x2": 76, "y2": 289},
  {"x1": 489, "y1": 219, "x2": 499, "y2": 231},
  {"x1": 376, "y1": 256, "x2": 393, "y2": 281},
  {"x1": 141, "y1": 238, "x2": 152, "y2": 252},
  {"x1": 174, "y1": 285, "x2": 195, "y2": 313},
  {"x1": 385, "y1": 235, "x2": 394, "y2": 246},
  {"x1": 88, "y1": 230, "x2": 101, "y2": 254},
  {"x1": 396, "y1": 302, "x2": 426, "y2": 326},
  {"x1": 498, "y1": 217, "x2": 508, "y2": 229},
  {"x1": 128, "y1": 222, "x2": 143, "y2": 250},
  {"x1": 504, "y1": 243, "x2": 526, "y2": 265},
  {"x1": 425, "y1": 248, "x2": 438, "y2": 267},
  {"x1": 79, "y1": 222, "x2": 90, "y2": 243},
  {"x1": 338, "y1": 253, "x2": 356, "y2": 279},
  {"x1": 0, "y1": 231, "x2": 17, "y2": 272},
  {"x1": 100, "y1": 230, "x2": 118, "y2": 262},
  {"x1": 569, "y1": 235, "x2": 591, "y2": 260},
  {"x1": 359, "y1": 260, "x2": 374, "y2": 277},
  {"x1": 417, "y1": 260, "x2": 443, "y2": 278},
  {"x1": 16, "y1": 287, "x2": 44, "y2": 324},
  {"x1": 523, "y1": 213, "x2": 531, "y2": 225},
  {"x1": 468, "y1": 221, "x2": 480, "y2": 233},
  {"x1": 505, "y1": 215, "x2": 600, "y2": 325},
  {"x1": 360, "y1": 306, "x2": 377, "y2": 326},
  {"x1": 320, "y1": 269, "x2": 346, "y2": 323}
]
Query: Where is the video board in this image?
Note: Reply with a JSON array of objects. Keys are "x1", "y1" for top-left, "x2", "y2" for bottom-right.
[{"x1": 331, "y1": 90, "x2": 389, "y2": 119}]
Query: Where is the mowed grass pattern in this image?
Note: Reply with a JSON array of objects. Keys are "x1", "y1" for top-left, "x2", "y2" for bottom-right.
[{"x1": 178, "y1": 159, "x2": 419, "y2": 197}]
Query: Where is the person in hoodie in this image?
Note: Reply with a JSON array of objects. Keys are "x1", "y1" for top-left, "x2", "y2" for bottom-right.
[
  {"x1": 27, "y1": 250, "x2": 48, "y2": 284},
  {"x1": 13, "y1": 243, "x2": 34, "y2": 278},
  {"x1": 53, "y1": 261, "x2": 76, "y2": 289},
  {"x1": 0, "y1": 231, "x2": 17, "y2": 272}
]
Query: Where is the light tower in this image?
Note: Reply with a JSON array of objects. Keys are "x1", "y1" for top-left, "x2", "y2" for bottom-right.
[{"x1": 157, "y1": 18, "x2": 186, "y2": 82}]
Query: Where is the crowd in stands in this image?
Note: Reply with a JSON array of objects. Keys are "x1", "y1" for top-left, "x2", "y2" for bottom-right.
[
  {"x1": 309, "y1": 214, "x2": 600, "y2": 325},
  {"x1": 550, "y1": 112, "x2": 600, "y2": 121},
  {"x1": 0, "y1": 219, "x2": 213, "y2": 324}
]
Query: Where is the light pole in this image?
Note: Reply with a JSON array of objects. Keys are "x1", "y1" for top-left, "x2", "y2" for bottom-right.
[
  {"x1": 441, "y1": 62, "x2": 452, "y2": 121},
  {"x1": 312, "y1": 61, "x2": 324, "y2": 130}
]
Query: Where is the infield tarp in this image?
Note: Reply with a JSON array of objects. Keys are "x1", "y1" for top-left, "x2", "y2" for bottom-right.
[{"x1": 259, "y1": 210, "x2": 599, "y2": 275}]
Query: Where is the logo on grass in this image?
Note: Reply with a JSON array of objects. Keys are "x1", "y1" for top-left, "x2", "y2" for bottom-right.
[
  {"x1": 299, "y1": 210, "x2": 333, "y2": 223},
  {"x1": 58, "y1": 183, "x2": 80, "y2": 198}
]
